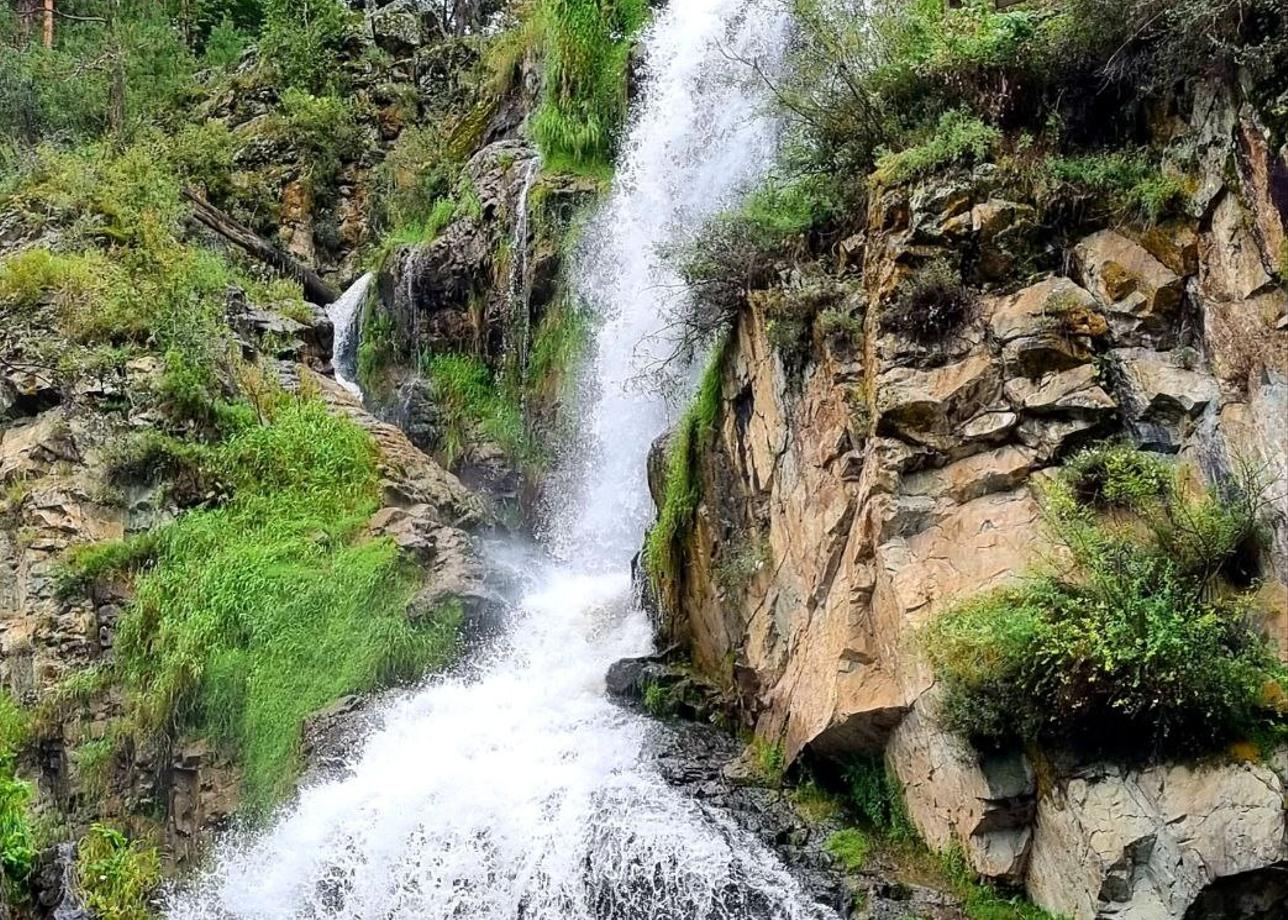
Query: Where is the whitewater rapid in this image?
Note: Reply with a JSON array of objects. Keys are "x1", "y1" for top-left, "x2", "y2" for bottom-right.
[{"x1": 165, "y1": 2, "x2": 832, "y2": 917}]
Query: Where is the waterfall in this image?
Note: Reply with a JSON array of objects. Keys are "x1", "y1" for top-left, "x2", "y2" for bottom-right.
[
  {"x1": 163, "y1": 3, "x2": 830, "y2": 918},
  {"x1": 327, "y1": 272, "x2": 374, "y2": 398},
  {"x1": 506, "y1": 155, "x2": 541, "y2": 387}
]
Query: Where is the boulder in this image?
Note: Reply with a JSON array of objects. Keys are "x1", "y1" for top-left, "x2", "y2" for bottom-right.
[
  {"x1": 369, "y1": 0, "x2": 437, "y2": 55},
  {"x1": 1111, "y1": 347, "x2": 1221, "y2": 449},
  {"x1": 989, "y1": 276, "x2": 1106, "y2": 377},
  {"x1": 888, "y1": 701, "x2": 1035, "y2": 885},
  {"x1": 1026, "y1": 760, "x2": 1288, "y2": 920},
  {"x1": 877, "y1": 353, "x2": 1003, "y2": 451},
  {"x1": 1074, "y1": 230, "x2": 1184, "y2": 341},
  {"x1": 1004, "y1": 364, "x2": 1117, "y2": 415}
]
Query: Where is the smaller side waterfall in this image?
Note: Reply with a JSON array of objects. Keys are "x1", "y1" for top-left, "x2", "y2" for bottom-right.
[
  {"x1": 327, "y1": 272, "x2": 374, "y2": 398},
  {"x1": 505, "y1": 156, "x2": 542, "y2": 386}
]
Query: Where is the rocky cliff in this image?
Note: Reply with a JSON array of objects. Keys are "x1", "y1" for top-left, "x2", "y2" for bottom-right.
[{"x1": 646, "y1": 83, "x2": 1288, "y2": 919}]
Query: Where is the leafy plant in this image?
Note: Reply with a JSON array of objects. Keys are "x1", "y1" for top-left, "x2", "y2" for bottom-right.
[
  {"x1": 843, "y1": 754, "x2": 914, "y2": 840},
  {"x1": 259, "y1": 0, "x2": 354, "y2": 94},
  {"x1": 923, "y1": 445, "x2": 1281, "y2": 755},
  {"x1": 528, "y1": 0, "x2": 650, "y2": 172},
  {"x1": 75, "y1": 824, "x2": 160, "y2": 920},
  {"x1": 874, "y1": 110, "x2": 1000, "y2": 185}
]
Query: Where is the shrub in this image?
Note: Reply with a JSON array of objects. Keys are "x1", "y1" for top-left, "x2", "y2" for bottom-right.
[
  {"x1": 923, "y1": 445, "x2": 1283, "y2": 755},
  {"x1": 843, "y1": 754, "x2": 914, "y2": 840},
  {"x1": 1061, "y1": 441, "x2": 1172, "y2": 509},
  {"x1": 1040, "y1": 152, "x2": 1189, "y2": 223},
  {"x1": 675, "y1": 176, "x2": 831, "y2": 348},
  {"x1": 276, "y1": 89, "x2": 364, "y2": 195},
  {"x1": 529, "y1": 0, "x2": 650, "y2": 172},
  {"x1": 0, "y1": 773, "x2": 34, "y2": 903},
  {"x1": 0, "y1": 694, "x2": 33, "y2": 904},
  {"x1": 874, "y1": 110, "x2": 1000, "y2": 185},
  {"x1": 75, "y1": 824, "x2": 160, "y2": 920},
  {"x1": 259, "y1": 0, "x2": 354, "y2": 94},
  {"x1": 884, "y1": 259, "x2": 974, "y2": 343},
  {"x1": 77, "y1": 400, "x2": 463, "y2": 812}
]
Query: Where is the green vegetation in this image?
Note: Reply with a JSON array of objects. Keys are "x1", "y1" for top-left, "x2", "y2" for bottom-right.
[
  {"x1": 924, "y1": 443, "x2": 1281, "y2": 755},
  {"x1": 750, "y1": 738, "x2": 787, "y2": 786},
  {"x1": 1039, "y1": 152, "x2": 1189, "y2": 223},
  {"x1": 842, "y1": 753, "x2": 914, "y2": 841},
  {"x1": 824, "y1": 827, "x2": 872, "y2": 871},
  {"x1": 69, "y1": 401, "x2": 461, "y2": 812},
  {"x1": 525, "y1": 297, "x2": 591, "y2": 407},
  {"x1": 939, "y1": 846, "x2": 1061, "y2": 920},
  {"x1": 75, "y1": 824, "x2": 161, "y2": 920},
  {"x1": 528, "y1": 0, "x2": 650, "y2": 172},
  {"x1": 874, "y1": 110, "x2": 1000, "y2": 185},
  {"x1": 422, "y1": 353, "x2": 527, "y2": 470},
  {"x1": 357, "y1": 303, "x2": 397, "y2": 396},
  {"x1": 675, "y1": 176, "x2": 833, "y2": 345},
  {"x1": 258, "y1": 0, "x2": 356, "y2": 94},
  {"x1": 0, "y1": 695, "x2": 33, "y2": 904},
  {"x1": 643, "y1": 339, "x2": 727, "y2": 584}
]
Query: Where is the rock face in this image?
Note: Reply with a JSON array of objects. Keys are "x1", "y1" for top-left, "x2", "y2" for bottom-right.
[
  {"x1": 1028, "y1": 761, "x2": 1288, "y2": 920},
  {"x1": 651, "y1": 86, "x2": 1288, "y2": 918}
]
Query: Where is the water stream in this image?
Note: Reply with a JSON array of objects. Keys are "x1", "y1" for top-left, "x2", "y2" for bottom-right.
[{"x1": 165, "y1": 3, "x2": 830, "y2": 917}]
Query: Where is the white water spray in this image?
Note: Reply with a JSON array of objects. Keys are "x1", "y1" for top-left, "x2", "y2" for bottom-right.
[
  {"x1": 165, "y1": 3, "x2": 828, "y2": 918},
  {"x1": 327, "y1": 272, "x2": 374, "y2": 398}
]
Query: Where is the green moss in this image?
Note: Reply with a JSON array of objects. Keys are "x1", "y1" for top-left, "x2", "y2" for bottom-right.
[
  {"x1": 73, "y1": 401, "x2": 460, "y2": 813},
  {"x1": 643, "y1": 339, "x2": 728, "y2": 584},
  {"x1": 75, "y1": 824, "x2": 160, "y2": 920},
  {"x1": 824, "y1": 828, "x2": 872, "y2": 872},
  {"x1": 357, "y1": 304, "x2": 398, "y2": 396},
  {"x1": 874, "y1": 110, "x2": 1001, "y2": 184}
]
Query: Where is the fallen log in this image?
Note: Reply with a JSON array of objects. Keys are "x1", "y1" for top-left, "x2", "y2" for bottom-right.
[{"x1": 182, "y1": 187, "x2": 338, "y2": 306}]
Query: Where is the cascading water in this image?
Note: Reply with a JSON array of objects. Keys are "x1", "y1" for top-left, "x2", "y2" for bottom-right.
[
  {"x1": 505, "y1": 155, "x2": 541, "y2": 388},
  {"x1": 327, "y1": 272, "x2": 374, "y2": 398},
  {"x1": 164, "y1": 3, "x2": 832, "y2": 918}
]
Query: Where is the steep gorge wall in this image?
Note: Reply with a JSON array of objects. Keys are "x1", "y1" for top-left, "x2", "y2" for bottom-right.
[{"x1": 654, "y1": 86, "x2": 1288, "y2": 918}]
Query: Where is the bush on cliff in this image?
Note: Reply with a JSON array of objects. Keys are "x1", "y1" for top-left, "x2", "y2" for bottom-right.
[
  {"x1": 70, "y1": 400, "x2": 461, "y2": 813},
  {"x1": 528, "y1": 0, "x2": 650, "y2": 172},
  {"x1": 75, "y1": 824, "x2": 160, "y2": 920},
  {"x1": 924, "y1": 444, "x2": 1284, "y2": 756}
]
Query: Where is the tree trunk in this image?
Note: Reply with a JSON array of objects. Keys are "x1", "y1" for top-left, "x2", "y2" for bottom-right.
[
  {"x1": 42, "y1": 0, "x2": 53, "y2": 48},
  {"x1": 182, "y1": 188, "x2": 339, "y2": 306}
]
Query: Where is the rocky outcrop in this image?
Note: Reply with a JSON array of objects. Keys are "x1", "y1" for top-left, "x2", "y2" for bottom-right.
[
  {"x1": 1028, "y1": 761, "x2": 1288, "y2": 920},
  {"x1": 651, "y1": 85, "x2": 1288, "y2": 919}
]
